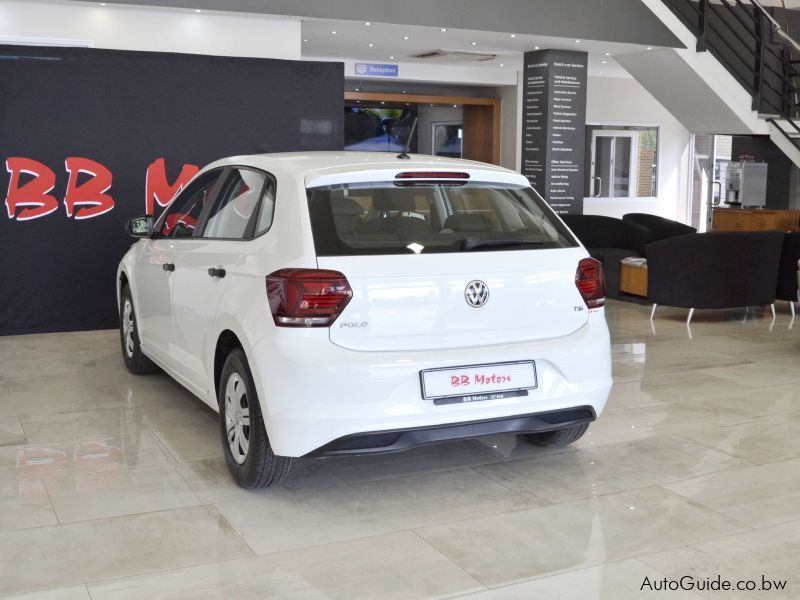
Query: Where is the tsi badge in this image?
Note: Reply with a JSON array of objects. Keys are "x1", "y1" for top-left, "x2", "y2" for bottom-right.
[{"x1": 465, "y1": 280, "x2": 490, "y2": 308}]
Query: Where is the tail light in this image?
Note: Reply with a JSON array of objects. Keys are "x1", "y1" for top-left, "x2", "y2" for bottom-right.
[
  {"x1": 575, "y1": 258, "x2": 606, "y2": 308},
  {"x1": 266, "y1": 269, "x2": 352, "y2": 327}
]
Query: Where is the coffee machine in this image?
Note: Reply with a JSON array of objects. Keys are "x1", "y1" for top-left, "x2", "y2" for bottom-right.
[{"x1": 724, "y1": 161, "x2": 768, "y2": 207}]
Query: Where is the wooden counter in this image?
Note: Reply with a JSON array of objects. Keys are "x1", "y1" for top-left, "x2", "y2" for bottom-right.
[{"x1": 712, "y1": 207, "x2": 800, "y2": 231}]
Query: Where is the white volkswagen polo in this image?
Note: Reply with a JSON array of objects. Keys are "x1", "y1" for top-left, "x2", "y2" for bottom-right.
[{"x1": 117, "y1": 152, "x2": 612, "y2": 488}]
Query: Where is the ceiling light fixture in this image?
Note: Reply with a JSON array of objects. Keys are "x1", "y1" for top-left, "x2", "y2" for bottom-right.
[
  {"x1": 499, "y1": 63, "x2": 504, "y2": 67},
  {"x1": 389, "y1": 55, "x2": 395, "y2": 59},
  {"x1": 646, "y1": 46, "x2": 653, "y2": 50},
  {"x1": 604, "y1": 52, "x2": 610, "y2": 56},
  {"x1": 471, "y1": 41, "x2": 477, "y2": 46},
  {"x1": 354, "y1": 87, "x2": 360, "y2": 91},
  {"x1": 510, "y1": 34, "x2": 516, "y2": 38},
  {"x1": 368, "y1": 43, "x2": 374, "y2": 47},
  {"x1": 402, "y1": 90, "x2": 407, "y2": 93},
  {"x1": 364, "y1": 21, "x2": 371, "y2": 26},
  {"x1": 534, "y1": 46, "x2": 540, "y2": 50},
  {"x1": 575, "y1": 39, "x2": 581, "y2": 43},
  {"x1": 453, "y1": 104, "x2": 458, "y2": 108},
  {"x1": 194, "y1": 8, "x2": 202, "y2": 13},
  {"x1": 601, "y1": 60, "x2": 607, "y2": 64},
  {"x1": 331, "y1": 30, "x2": 337, "y2": 35},
  {"x1": 440, "y1": 28, "x2": 447, "y2": 32},
  {"x1": 303, "y1": 38, "x2": 308, "y2": 42},
  {"x1": 403, "y1": 35, "x2": 409, "y2": 40}
]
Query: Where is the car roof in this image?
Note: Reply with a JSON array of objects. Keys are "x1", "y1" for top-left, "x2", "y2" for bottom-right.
[{"x1": 205, "y1": 151, "x2": 529, "y2": 188}]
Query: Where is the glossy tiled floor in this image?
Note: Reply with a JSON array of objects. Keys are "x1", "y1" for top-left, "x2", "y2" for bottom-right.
[{"x1": 1, "y1": 300, "x2": 799, "y2": 599}]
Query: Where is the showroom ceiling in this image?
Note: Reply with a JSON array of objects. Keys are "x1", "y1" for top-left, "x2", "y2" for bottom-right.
[{"x1": 69, "y1": 0, "x2": 685, "y2": 48}]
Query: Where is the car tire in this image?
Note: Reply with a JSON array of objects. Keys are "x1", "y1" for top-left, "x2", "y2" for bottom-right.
[
  {"x1": 119, "y1": 285, "x2": 159, "y2": 375},
  {"x1": 219, "y1": 348, "x2": 291, "y2": 489},
  {"x1": 523, "y1": 423, "x2": 590, "y2": 447}
]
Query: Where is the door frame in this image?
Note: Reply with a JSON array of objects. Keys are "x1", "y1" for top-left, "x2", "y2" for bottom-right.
[{"x1": 589, "y1": 129, "x2": 638, "y2": 198}]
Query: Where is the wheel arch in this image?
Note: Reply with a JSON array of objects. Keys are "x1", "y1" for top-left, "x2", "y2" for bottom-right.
[{"x1": 213, "y1": 329, "x2": 244, "y2": 404}]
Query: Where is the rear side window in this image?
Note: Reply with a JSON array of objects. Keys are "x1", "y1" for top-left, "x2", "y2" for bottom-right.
[
  {"x1": 203, "y1": 168, "x2": 267, "y2": 240},
  {"x1": 306, "y1": 182, "x2": 577, "y2": 256}
]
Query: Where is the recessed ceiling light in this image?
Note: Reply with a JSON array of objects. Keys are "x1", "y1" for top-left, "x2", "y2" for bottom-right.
[
  {"x1": 403, "y1": 35, "x2": 409, "y2": 40},
  {"x1": 604, "y1": 52, "x2": 610, "y2": 56},
  {"x1": 402, "y1": 90, "x2": 407, "y2": 93},
  {"x1": 331, "y1": 30, "x2": 337, "y2": 35},
  {"x1": 440, "y1": 28, "x2": 447, "y2": 32},
  {"x1": 575, "y1": 39, "x2": 581, "y2": 43},
  {"x1": 194, "y1": 8, "x2": 202, "y2": 13},
  {"x1": 510, "y1": 34, "x2": 516, "y2": 38},
  {"x1": 601, "y1": 60, "x2": 607, "y2": 64},
  {"x1": 471, "y1": 41, "x2": 477, "y2": 46},
  {"x1": 380, "y1": 101, "x2": 385, "y2": 105},
  {"x1": 364, "y1": 21, "x2": 371, "y2": 26},
  {"x1": 354, "y1": 87, "x2": 360, "y2": 91},
  {"x1": 453, "y1": 104, "x2": 458, "y2": 108},
  {"x1": 534, "y1": 46, "x2": 540, "y2": 50},
  {"x1": 389, "y1": 55, "x2": 395, "y2": 59},
  {"x1": 499, "y1": 63, "x2": 504, "y2": 67},
  {"x1": 303, "y1": 39, "x2": 308, "y2": 42},
  {"x1": 406, "y1": 102, "x2": 410, "y2": 106},
  {"x1": 100, "y1": 2, "x2": 107, "y2": 5},
  {"x1": 356, "y1": 100, "x2": 361, "y2": 103},
  {"x1": 646, "y1": 46, "x2": 653, "y2": 50},
  {"x1": 430, "y1": 103, "x2": 434, "y2": 106},
  {"x1": 368, "y1": 43, "x2": 374, "y2": 47}
]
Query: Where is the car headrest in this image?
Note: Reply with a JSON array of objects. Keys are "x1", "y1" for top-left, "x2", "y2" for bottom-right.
[
  {"x1": 330, "y1": 195, "x2": 365, "y2": 217},
  {"x1": 443, "y1": 214, "x2": 492, "y2": 232},
  {"x1": 373, "y1": 188, "x2": 416, "y2": 212}
]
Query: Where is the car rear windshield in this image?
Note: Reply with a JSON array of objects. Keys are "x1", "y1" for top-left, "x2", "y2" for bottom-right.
[{"x1": 306, "y1": 182, "x2": 578, "y2": 256}]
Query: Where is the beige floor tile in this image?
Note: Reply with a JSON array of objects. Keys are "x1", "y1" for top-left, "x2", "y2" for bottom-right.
[
  {"x1": 415, "y1": 486, "x2": 749, "y2": 587},
  {"x1": 114, "y1": 377, "x2": 199, "y2": 408},
  {"x1": 3, "y1": 585, "x2": 92, "y2": 600},
  {"x1": 0, "y1": 432, "x2": 172, "y2": 484},
  {"x1": 43, "y1": 464, "x2": 201, "y2": 523},
  {"x1": 476, "y1": 436, "x2": 747, "y2": 504},
  {"x1": 151, "y1": 425, "x2": 223, "y2": 463},
  {"x1": 176, "y1": 457, "x2": 346, "y2": 503},
  {"x1": 87, "y1": 531, "x2": 483, "y2": 600},
  {"x1": 0, "y1": 386, "x2": 126, "y2": 419},
  {"x1": 0, "y1": 480, "x2": 58, "y2": 532},
  {"x1": 3, "y1": 364, "x2": 143, "y2": 392},
  {"x1": 572, "y1": 400, "x2": 760, "y2": 449},
  {"x1": 639, "y1": 521, "x2": 800, "y2": 599},
  {"x1": 676, "y1": 418, "x2": 800, "y2": 465},
  {"x1": 664, "y1": 458, "x2": 800, "y2": 528},
  {"x1": 215, "y1": 467, "x2": 539, "y2": 555},
  {"x1": 0, "y1": 505, "x2": 252, "y2": 595},
  {"x1": 696, "y1": 357, "x2": 800, "y2": 389},
  {"x1": 0, "y1": 416, "x2": 26, "y2": 446},
  {"x1": 457, "y1": 559, "x2": 703, "y2": 599}
]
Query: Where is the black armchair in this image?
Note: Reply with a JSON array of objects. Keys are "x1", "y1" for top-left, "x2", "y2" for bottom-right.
[
  {"x1": 777, "y1": 231, "x2": 800, "y2": 316},
  {"x1": 560, "y1": 215, "x2": 643, "y2": 299},
  {"x1": 622, "y1": 213, "x2": 697, "y2": 257},
  {"x1": 646, "y1": 230, "x2": 785, "y2": 323}
]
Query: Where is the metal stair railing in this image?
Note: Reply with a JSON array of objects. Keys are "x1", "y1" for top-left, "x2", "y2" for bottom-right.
[{"x1": 662, "y1": 0, "x2": 800, "y2": 152}]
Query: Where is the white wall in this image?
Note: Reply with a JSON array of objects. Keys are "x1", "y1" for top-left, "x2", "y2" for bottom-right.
[
  {"x1": 584, "y1": 75, "x2": 691, "y2": 221},
  {"x1": 0, "y1": 0, "x2": 301, "y2": 59}
]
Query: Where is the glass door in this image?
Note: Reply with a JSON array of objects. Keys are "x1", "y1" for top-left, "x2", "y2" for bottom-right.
[{"x1": 590, "y1": 130, "x2": 637, "y2": 197}]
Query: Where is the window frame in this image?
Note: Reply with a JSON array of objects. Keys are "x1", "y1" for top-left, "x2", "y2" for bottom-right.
[
  {"x1": 195, "y1": 166, "x2": 277, "y2": 242},
  {"x1": 153, "y1": 167, "x2": 227, "y2": 239}
]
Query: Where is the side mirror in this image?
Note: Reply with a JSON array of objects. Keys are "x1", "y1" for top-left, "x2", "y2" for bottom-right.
[{"x1": 126, "y1": 215, "x2": 153, "y2": 238}]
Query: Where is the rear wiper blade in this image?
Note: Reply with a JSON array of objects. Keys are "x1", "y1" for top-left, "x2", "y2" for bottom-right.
[{"x1": 461, "y1": 238, "x2": 544, "y2": 251}]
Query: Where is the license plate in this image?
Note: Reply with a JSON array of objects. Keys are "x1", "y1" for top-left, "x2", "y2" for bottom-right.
[{"x1": 420, "y1": 361, "x2": 537, "y2": 403}]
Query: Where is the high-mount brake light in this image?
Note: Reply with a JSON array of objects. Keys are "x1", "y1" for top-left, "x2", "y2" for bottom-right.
[
  {"x1": 575, "y1": 258, "x2": 606, "y2": 309},
  {"x1": 395, "y1": 171, "x2": 470, "y2": 179},
  {"x1": 266, "y1": 269, "x2": 352, "y2": 327}
]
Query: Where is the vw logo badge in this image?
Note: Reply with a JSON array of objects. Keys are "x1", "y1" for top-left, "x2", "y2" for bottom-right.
[{"x1": 465, "y1": 280, "x2": 490, "y2": 308}]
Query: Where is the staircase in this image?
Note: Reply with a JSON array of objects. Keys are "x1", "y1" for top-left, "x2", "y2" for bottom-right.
[{"x1": 636, "y1": 0, "x2": 800, "y2": 167}]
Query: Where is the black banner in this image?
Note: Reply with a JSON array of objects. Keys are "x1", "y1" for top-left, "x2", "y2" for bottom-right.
[
  {"x1": 0, "y1": 45, "x2": 343, "y2": 335},
  {"x1": 521, "y1": 49, "x2": 587, "y2": 215}
]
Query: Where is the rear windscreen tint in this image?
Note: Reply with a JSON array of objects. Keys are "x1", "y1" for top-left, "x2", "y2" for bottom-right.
[{"x1": 306, "y1": 182, "x2": 578, "y2": 256}]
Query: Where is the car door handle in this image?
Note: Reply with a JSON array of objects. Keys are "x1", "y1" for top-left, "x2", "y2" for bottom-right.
[
  {"x1": 162, "y1": 262, "x2": 175, "y2": 272},
  {"x1": 208, "y1": 267, "x2": 226, "y2": 278}
]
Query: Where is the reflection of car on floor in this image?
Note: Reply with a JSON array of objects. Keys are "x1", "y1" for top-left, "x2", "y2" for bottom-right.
[{"x1": 117, "y1": 152, "x2": 613, "y2": 488}]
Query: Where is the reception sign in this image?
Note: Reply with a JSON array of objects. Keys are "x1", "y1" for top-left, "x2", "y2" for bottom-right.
[{"x1": 521, "y1": 49, "x2": 587, "y2": 215}]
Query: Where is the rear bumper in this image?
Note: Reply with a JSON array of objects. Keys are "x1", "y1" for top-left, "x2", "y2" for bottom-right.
[
  {"x1": 249, "y1": 312, "x2": 612, "y2": 457},
  {"x1": 306, "y1": 405, "x2": 596, "y2": 456}
]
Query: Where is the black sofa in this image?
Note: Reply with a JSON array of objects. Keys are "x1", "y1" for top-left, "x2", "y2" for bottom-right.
[
  {"x1": 647, "y1": 230, "x2": 785, "y2": 322},
  {"x1": 560, "y1": 215, "x2": 643, "y2": 298},
  {"x1": 622, "y1": 213, "x2": 697, "y2": 257},
  {"x1": 777, "y1": 231, "x2": 800, "y2": 315}
]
